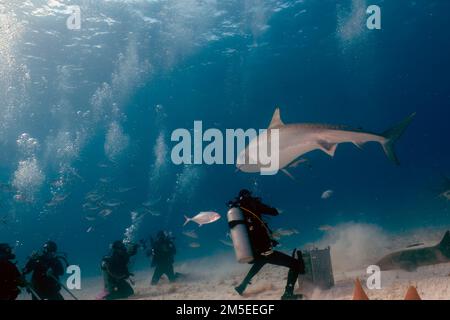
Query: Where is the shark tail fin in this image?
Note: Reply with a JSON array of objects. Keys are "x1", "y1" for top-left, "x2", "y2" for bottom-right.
[
  {"x1": 183, "y1": 215, "x2": 191, "y2": 227},
  {"x1": 381, "y1": 112, "x2": 416, "y2": 165},
  {"x1": 438, "y1": 230, "x2": 450, "y2": 256}
]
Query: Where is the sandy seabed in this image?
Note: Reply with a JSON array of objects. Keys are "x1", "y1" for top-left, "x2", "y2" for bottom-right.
[{"x1": 49, "y1": 258, "x2": 450, "y2": 300}]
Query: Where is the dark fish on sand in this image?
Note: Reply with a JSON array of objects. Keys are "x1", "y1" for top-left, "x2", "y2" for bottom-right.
[{"x1": 377, "y1": 231, "x2": 450, "y2": 271}]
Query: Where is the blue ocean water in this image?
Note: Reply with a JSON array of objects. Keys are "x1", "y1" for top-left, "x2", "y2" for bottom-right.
[{"x1": 1, "y1": 0, "x2": 449, "y2": 278}]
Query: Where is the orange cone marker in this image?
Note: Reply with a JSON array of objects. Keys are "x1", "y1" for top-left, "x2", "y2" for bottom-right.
[
  {"x1": 404, "y1": 286, "x2": 421, "y2": 300},
  {"x1": 352, "y1": 278, "x2": 369, "y2": 300}
]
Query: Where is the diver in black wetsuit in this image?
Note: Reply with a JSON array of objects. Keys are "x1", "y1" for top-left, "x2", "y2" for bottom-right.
[
  {"x1": 0, "y1": 243, "x2": 26, "y2": 300},
  {"x1": 148, "y1": 231, "x2": 177, "y2": 285},
  {"x1": 101, "y1": 240, "x2": 138, "y2": 300},
  {"x1": 228, "y1": 189, "x2": 305, "y2": 300},
  {"x1": 22, "y1": 241, "x2": 66, "y2": 300}
]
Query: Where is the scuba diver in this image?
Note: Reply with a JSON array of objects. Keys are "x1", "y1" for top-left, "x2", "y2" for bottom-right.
[
  {"x1": 227, "y1": 189, "x2": 305, "y2": 300},
  {"x1": 101, "y1": 240, "x2": 138, "y2": 300},
  {"x1": 0, "y1": 243, "x2": 26, "y2": 300},
  {"x1": 147, "y1": 231, "x2": 177, "y2": 285},
  {"x1": 22, "y1": 241, "x2": 66, "y2": 300}
]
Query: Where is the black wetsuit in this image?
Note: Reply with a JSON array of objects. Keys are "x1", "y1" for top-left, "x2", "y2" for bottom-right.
[
  {"x1": 150, "y1": 237, "x2": 176, "y2": 285},
  {"x1": 23, "y1": 254, "x2": 65, "y2": 300},
  {"x1": 0, "y1": 258, "x2": 23, "y2": 300},
  {"x1": 235, "y1": 196, "x2": 304, "y2": 295},
  {"x1": 101, "y1": 245, "x2": 137, "y2": 300}
]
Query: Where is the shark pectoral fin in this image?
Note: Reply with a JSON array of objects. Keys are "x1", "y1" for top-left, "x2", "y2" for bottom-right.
[
  {"x1": 317, "y1": 140, "x2": 338, "y2": 157},
  {"x1": 281, "y1": 169, "x2": 296, "y2": 181}
]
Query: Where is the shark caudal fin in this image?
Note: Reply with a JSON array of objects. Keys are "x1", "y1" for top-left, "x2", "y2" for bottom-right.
[
  {"x1": 438, "y1": 230, "x2": 450, "y2": 256},
  {"x1": 183, "y1": 215, "x2": 191, "y2": 227},
  {"x1": 381, "y1": 112, "x2": 416, "y2": 165}
]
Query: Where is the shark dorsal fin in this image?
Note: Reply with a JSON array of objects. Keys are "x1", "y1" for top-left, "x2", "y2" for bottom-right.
[{"x1": 268, "y1": 107, "x2": 284, "y2": 129}]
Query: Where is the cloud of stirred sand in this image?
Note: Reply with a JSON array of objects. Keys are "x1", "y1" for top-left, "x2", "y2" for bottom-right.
[{"x1": 310, "y1": 222, "x2": 450, "y2": 273}]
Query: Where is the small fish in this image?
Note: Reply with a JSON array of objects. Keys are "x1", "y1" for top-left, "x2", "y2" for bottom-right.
[
  {"x1": 272, "y1": 228, "x2": 299, "y2": 239},
  {"x1": 219, "y1": 239, "x2": 233, "y2": 247},
  {"x1": 189, "y1": 242, "x2": 200, "y2": 248},
  {"x1": 46, "y1": 201, "x2": 58, "y2": 207},
  {"x1": 116, "y1": 187, "x2": 135, "y2": 193},
  {"x1": 85, "y1": 215, "x2": 96, "y2": 221},
  {"x1": 142, "y1": 197, "x2": 161, "y2": 207},
  {"x1": 53, "y1": 194, "x2": 69, "y2": 202},
  {"x1": 318, "y1": 225, "x2": 334, "y2": 232},
  {"x1": 99, "y1": 209, "x2": 112, "y2": 217},
  {"x1": 99, "y1": 177, "x2": 114, "y2": 183},
  {"x1": 83, "y1": 202, "x2": 99, "y2": 210},
  {"x1": 182, "y1": 230, "x2": 198, "y2": 239},
  {"x1": 183, "y1": 211, "x2": 221, "y2": 227},
  {"x1": 321, "y1": 190, "x2": 334, "y2": 199},
  {"x1": 86, "y1": 226, "x2": 94, "y2": 233},
  {"x1": 440, "y1": 190, "x2": 450, "y2": 201},
  {"x1": 85, "y1": 193, "x2": 102, "y2": 202},
  {"x1": 13, "y1": 194, "x2": 26, "y2": 202},
  {"x1": 102, "y1": 200, "x2": 122, "y2": 208},
  {"x1": 46, "y1": 194, "x2": 69, "y2": 207}
]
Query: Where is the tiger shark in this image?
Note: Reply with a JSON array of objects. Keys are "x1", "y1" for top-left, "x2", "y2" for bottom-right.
[
  {"x1": 237, "y1": 108, "x2": 415, "y2": 177},
  {"x1": 376, "y1": 231, "x2": 450, "y2": 271}
]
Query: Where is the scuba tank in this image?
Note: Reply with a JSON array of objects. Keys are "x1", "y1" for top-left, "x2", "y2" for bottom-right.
[{"x1": 227, "y1": 207, "x2": 254, "y2": 263}]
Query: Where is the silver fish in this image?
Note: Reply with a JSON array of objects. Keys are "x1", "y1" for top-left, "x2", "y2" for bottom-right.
[
  {"x1": 183, "y1": 211, "x2": 221, "y2": 227},
  {"x1": 321, "y1": 190, "x2": 334, "y2": 199},
  {"x1": 272, "y1": 228, "x2": 299, "y2": 239},
  {"x1": 182, "y1": 230, "x2": 199, "y2": 239},
  {"x1": 102, "y1": 200, "x2": 122, "y2": 208},
  {"x1": 99, "y1": 209, "x2": 112, "y2": 217},
  {"x1": 318, "y1": 225, "x2": 334, "y2": 232}
]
